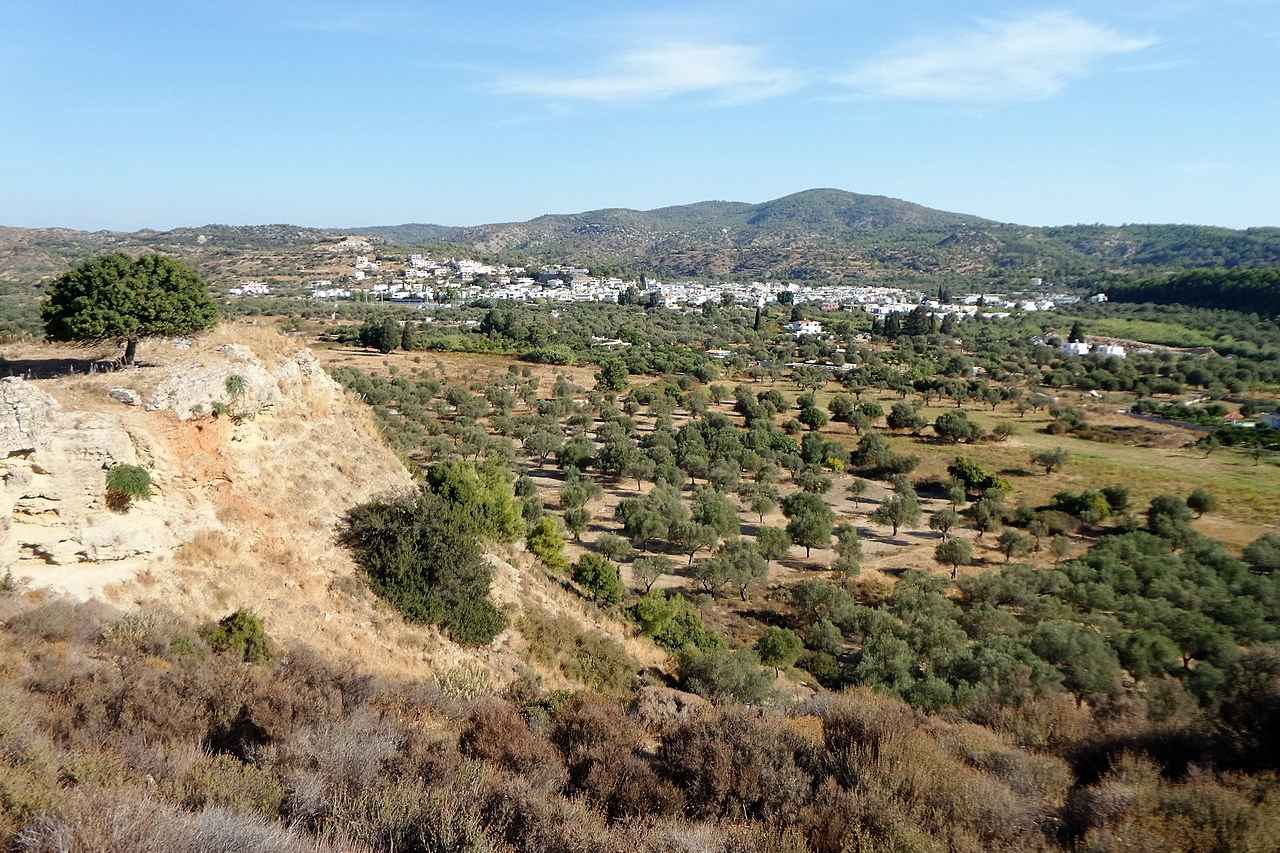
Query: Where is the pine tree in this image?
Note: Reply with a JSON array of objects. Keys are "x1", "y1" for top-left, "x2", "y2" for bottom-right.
[{"x1": 42, "y1": 254, "x2": 218, "y2": 365}]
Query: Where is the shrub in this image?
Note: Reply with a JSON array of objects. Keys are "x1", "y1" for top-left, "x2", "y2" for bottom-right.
[
  {"x1": 105, "y1": 464, "x2": 151, "y2": 511},
  {"x1": 799, "y1": 650, "x2": 844, "y2": 688},
  {"x1": 550, "y1": 696, "x2": 681, "y2": 820},
  {"x1": 677, "y1": 647, "x2": 774, "y2": 705},
  {"x1": 1186, "y1": 487, "x2": 1217, "y2": 518},
  {"x1": 203, "y1": 610, "x2": 271, "y2": 663},
  {"x1": 459, "y1": 700, "x2": 567, "y2": 792},
  {"x1": 178, "y1": 752, "x2": 286, "y2": 816},
  {"x1": 443, "y1": 597, "x2": 508, "y2": 647},
  {"x1": 572, "y1": 554, "x2": 623, "y2": 605},
  {"x1": 526, "y1": 516, "x2": 569, "y2": 572},
  {"x1": 629, "y1": 592, "x2": 723, "y2": 653},
  {"x1": 1243, "y1": 533, "x2": 1280, "y2": 573},
  {"x1": 658, "y1": 711, "x2": 816, "y2": 822},
  {"x1": 12, "y1": 789, "x2": 340, "y2": 853},
  {"x1": 524, "y1": 345, "x2": 576, "y2": 365},
  {"x1": 947, "y1": 457, "x2": 1006, "y2": 496},
  {"x1": 521, "y1": 607, "x2": 637, "y2": 694},
  {"x1": 563, "y1": 631, "x2": 636, "y2": 695},
  {"x1": 5, "y1": 599, "x2": 117, "y2": 644},
  {"x1": 224, "y1": 373, "x2": 248, "y2": 398},
  {"x1": 423, "y1": 460, "x2": 524, "y2": 542},
  {"x1": 341, "y1": 490, "x2": 506, "y2": 646}
]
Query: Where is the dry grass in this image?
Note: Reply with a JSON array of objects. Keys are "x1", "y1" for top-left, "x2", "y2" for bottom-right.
[{"x1": 176, "y1": 530, "x2": 240, "y2": 567}]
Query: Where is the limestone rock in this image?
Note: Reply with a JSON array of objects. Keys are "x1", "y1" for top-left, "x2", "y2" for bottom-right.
[
  {"x1": 0, "y1": 377, "x2": 57, "y2": 455},
  {"x1": 3, "y1": 335, "x2": 396, "y2": 600},
  {"x1": 145, "y1": 346, "x2": 339, "y2": 420},
  {"x1": 109, "y1": 387, "x2": 141, "y2": 406},
  {"x1": 2, "y1": 378, "x2": 197, "y2": 586}
]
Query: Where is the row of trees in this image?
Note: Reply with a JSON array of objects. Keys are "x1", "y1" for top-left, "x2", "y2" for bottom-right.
[{"x1": 1106, "y1": 267, "x2": 1280, "y2": 315}]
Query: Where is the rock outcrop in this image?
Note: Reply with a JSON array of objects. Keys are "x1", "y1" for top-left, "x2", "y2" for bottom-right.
[
  {"x1": 0, "y1": 332, "x2": 381, "y2": 596},
  {"x1": 144, "y1": 344, "x2": 337, "y2": 420},
  {"x1": 1, "y1": 324, "x2": 664, "y2": 688},
  {"x1": 1, "y1": 373, "x2": 213, "y2": 586}
]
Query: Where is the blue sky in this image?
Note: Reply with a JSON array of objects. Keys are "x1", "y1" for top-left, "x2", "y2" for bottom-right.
[{"x1": 2, "y1": 1, "x2": 1278, "y2": 230}]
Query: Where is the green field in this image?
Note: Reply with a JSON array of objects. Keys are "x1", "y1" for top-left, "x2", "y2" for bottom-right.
[{"x1": 1088, "y1": 317, "x2": 1218, "y2": 347}]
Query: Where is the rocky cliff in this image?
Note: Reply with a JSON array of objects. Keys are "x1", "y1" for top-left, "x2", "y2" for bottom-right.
[{"x1": 1, "y1": 324, "x2": 657, "y2": 686}]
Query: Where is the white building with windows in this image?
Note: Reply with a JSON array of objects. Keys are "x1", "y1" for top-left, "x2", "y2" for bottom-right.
[
  {"x1": 229, "y1": 281, "x2": 271, "y2": 296},
  {"x1": 787, "y1": 320, "x2": 824, "y2": 337}
]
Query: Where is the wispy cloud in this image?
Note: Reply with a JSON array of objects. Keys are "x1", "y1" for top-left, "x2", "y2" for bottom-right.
[
  {"x1": 1117, "y1": 59, "x2": 1190, "y2": 73},
  {"x1": 496, "y1": 42, "x2": 800, "y2": 104},
  {"x1": 836, "y1": 12, "x2": 1156, "y2": 104}
]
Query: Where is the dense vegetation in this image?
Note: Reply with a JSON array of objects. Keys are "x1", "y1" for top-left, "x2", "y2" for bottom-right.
[
  {"x1": 796, "y1": 529, "x2": 1280, "y2": 714},
  {"x1": 1107, "y1": 268, "x2": 1280, "y2": 315},
  {"x1": 346, "y1": 190, "x2": 1280, "y2": 278},
  {"x1": 3, "y1": 589, "x2": 1279, "y2": 852},
  {"x1": 341, "y1": 461, "x2": 521, "y2": 645}
]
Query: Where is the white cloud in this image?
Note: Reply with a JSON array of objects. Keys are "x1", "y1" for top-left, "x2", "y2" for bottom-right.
[
  {"x1": 1116, "y1": 59, "x2": 1190, "y2": 73},
  {"x1": 837, "y1": 12, "x2": 1156, "y2": 104},
  {"x1": 496, "y1": 42, "x2": 800, "y2": 104}
]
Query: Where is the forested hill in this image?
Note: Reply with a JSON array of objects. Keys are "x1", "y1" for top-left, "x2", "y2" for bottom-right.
[
  {"x1": 1106, "y1": 268, "x2": 1280, "y2": 314},
  {"x1": 346, "y1": 189, "x2": 1280, "y2": 279},
  {"x1": 348, "y1": 189, "x2": 988, "y2": 245}
]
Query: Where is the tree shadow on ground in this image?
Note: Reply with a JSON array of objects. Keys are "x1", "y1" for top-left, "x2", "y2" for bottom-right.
[
  {"x1": 778, "y1": 557, "x2": 824, "y2": 573},
  {"x1": 741, "y1": 608, "x2": 794, "y2": 629},
  {"x1": 878, "y1": 566, "x2": 912, "y2": 578},
  {"x1": 1, "y1": 357, "x2": 138, "y2": 380},
  {"x1": 865, "y1": 532, "x2": 912, "y2": 546}
]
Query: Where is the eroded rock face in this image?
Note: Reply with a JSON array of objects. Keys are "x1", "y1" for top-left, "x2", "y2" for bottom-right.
[
  {"x1": 2, "y1": 377, "x2": 181, "y2": 575},
  {"x1": 0, "y1": 343, "x2": 358, "y2": 595},
  {"x1": 1, "y1": 376, "x2": 56, "y2": 455},
  {"x1": 146, "y1": 345, "x2": 339, "y2": 420}
]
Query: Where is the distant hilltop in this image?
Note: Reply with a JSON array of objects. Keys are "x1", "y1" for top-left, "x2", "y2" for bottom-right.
[{"x1": 4, "y1": 188, "x2": 1280, "y2": 287}]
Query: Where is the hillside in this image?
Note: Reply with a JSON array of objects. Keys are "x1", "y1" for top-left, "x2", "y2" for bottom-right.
[
  {"x1": 0, "y1": 324, "x2": 654, "y2": 687},
  {"x1": 3, "y1": 190, "x2": 1280, "y2": 307},
  {"x1": 345, "y1": 188, "x2": 1280, "y2": 278},
  {"x1": 360, "y1": 188, "x2": 986, "y2": 246},
  {"x1": 348, "y1": 188, "x2": 1003, "y2": 277}
]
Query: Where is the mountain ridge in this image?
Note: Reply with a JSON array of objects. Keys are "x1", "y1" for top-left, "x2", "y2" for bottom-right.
[
  {"x1": 343, "y1": 188, "x2": 995, "y2": 246},
  {"x1": 3, "y1": 188, "x2": 1280, "y2": 290}
]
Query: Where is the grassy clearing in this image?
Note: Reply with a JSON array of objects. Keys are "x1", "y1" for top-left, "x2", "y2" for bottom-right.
[
  {"x1": 878, "y1": 407, "x2": 1279, "y2": 546},
  {"x1": 1088, "y1": 318, "x2": 1218, "y2": 347}
]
